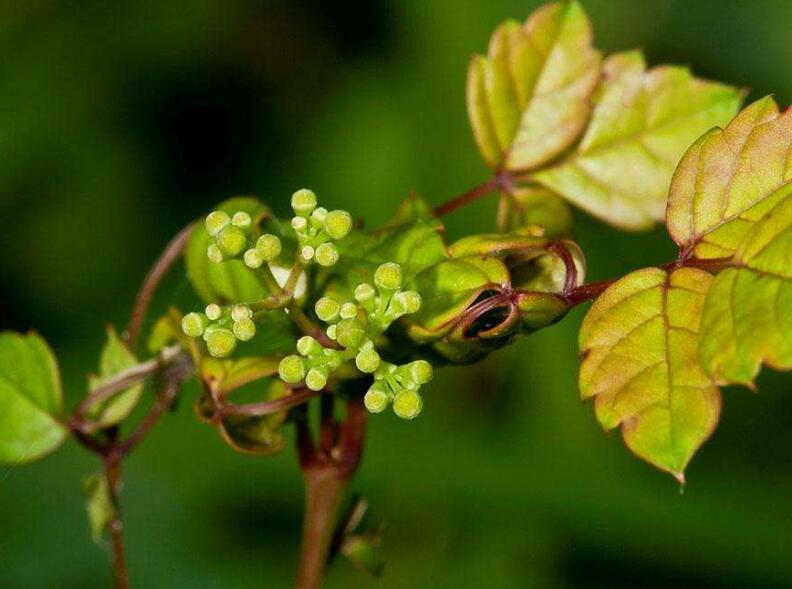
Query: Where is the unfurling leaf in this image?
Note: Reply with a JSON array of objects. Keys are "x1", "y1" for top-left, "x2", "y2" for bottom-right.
[
  {"x1": 578, "y1": 267, "x2": 720, "y2": 480},
  {"x1": 667, "y1": 96, "x2": 792, "y2": 258},
  {"x1": 200, "y1": 355, "x2": 281, "y2": 395},
  {"x1": 497, "y1": 186, "x2": 572, "y2": 238},
  {"x1": 83, "y1": 472, "x2": 115, "y2": 544},
  {"x1": 0, "y1": 332, "x2": 67, "y2": 464},
  {"x1": 467, "y1": 0, "x2": 600, "y2": 171},
  {"x1": 699, "y1": 193, "x2": 792, "y2": 386},
  {"x1": 535, "y1": 51, "x2": 742, "y2": 230},
  {"x1": 86, "y1": 327, "x2": 144, "y2": 429},
  {"x1": 217, "y1": 380, "x2": 289, "y2": 455}
]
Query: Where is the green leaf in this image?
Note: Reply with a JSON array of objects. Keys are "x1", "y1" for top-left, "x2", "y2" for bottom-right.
[
  {"x1": 699, "y1": 193, "x2": 792, "y2": 386},
  {"x1": 535, "y1": 50, "x2": 743, "y2": 230},
  {"x1": 0, "y1": 331, "x2": 67, "y2": 464},
  {"x1": 578, "y1": 267, "x2": 721, "y2": 480},
  {"x1": 185, "y1": 197, "x2": 271, "y2": 304},
  {"x1": 467, "y1": 0, "x2": 600, "y2": 171},
  {"x1": 82, "y1": 472, "x2": 115, "y2": 544},
  {"x1": 87, "y1": 327, "x2": 144, "y2": 429},
  {"x1": 200, "y1": 355, "x2": 281, "y2": 394},
  {"x1": 497, "y1": 186, "x2": 573, "y2": 238},
  {"x1": 667, "y1": 97, "x2": 792, "y2": 257}
]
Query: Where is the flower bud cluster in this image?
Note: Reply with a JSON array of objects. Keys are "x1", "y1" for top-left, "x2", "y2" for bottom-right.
[
  {"x1": 289, "y1": 189, "x2": 352, "y2": 267},
  {"x1": 204, "y1": 210, "x2": 255, "y2": 264},
  {"x1": 278, "y1": 261, "x2": 432, "y2": 418},
  {"x1": 181, "y1": 304, "x2": 256, "y2": 358}
]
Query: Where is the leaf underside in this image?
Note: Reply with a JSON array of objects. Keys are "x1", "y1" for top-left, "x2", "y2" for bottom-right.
[{"x1": 578, "y1": 267, "x2": 720, "y2": 479}]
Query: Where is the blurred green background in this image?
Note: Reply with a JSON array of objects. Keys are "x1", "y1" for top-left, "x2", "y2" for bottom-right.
[{"x1": 1, "y1": 0, "x2": 791, "y2": 587}]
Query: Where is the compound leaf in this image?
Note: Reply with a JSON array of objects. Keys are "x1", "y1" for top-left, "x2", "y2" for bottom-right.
[
  {"x1": 699, "y1": 192, "x2": 792, "y2": 385},
  {"x1": 467, "y1": 0, "x2": 600, "y2": 171},
  {"x1": 535, "y1": 51, "x2": 742, "y2": 230},
  {"x1": 667, "y1": 96, "x2": 792, "y2": 258},
  {"x1": 0, "y1": 331, "x2": 67, "y2": 464},
  {"x1": 579, "y1": 267, "x2": 720, "y2": 479}
]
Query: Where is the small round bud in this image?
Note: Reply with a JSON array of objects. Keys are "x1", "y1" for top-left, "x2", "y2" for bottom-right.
[
  {"x1": 355, "y1": 349, "x2": 381, "y2": 374},
  {"x1": 231, "y1": 211, "x2": 252, "y2": 228},
  {"x1": 301, "y1": 245, "x2": 315, "y2": 262},
  {"x1": 314, "y1": 242, "x2": 339, "y2": 267},
  {"x1": 326, "y1": 325, "x2": 338, "y2": 340},
  {"x1": 324, "y1": 210, "x2": 353, "y2": 240},
  {"x1": 354, "y1": 283, "x2": 376, "y2": 303},
  {"x1": 181, "y1": 312, "x2": 208, "y2": 337},
  {"x1": 256, "y1": 234, "x2": 282, "y2": 262},
  {"x1": 206, "y1": 328, "x2": 237, "y2": 358},
  {"x1": 311, "y1": 207, "x2": 328, "y2": 224},
  {"x1": 339, "y1": 302, "x2": 358, "y2": 320},
  {"x1": 374, "y1": 262, "x2": 403, "y2": 291},
  {"x1": 364, "y1": 384, "x2": 390, "y2": 414},
  {"x1": 205, "y1": 304, "x2": 223, "y2": 321},
  {"x1": 231, "y1": 305, "x2": 253, "y2": 322},
  {"x1": 291, "y1": 189, "x2": 317, "y2": 215},
  {"x1": 217, "y1": 225, "x2": 247, "y2": 257},
  {"x1": 243, "y1": 248, "x2": 263, "y2": 268},
  {"x1": 394, "y1": 290, "x2": 422, "y2": 314},
  {"x1": 335, "y1": 318, "x2": 366, "y2": 349},
  {"x1": 393, "y1": 390, "x2": 423, "y2": 420},
  {"x1": 296, "y1": 335, "x2": 322, "y2": 357},
  {"x1": 315, "y1": 297, "x2": 340, "y2": 323},
  {"x1": 205, "y1": 211, "x2": 230, "y2": 237},
  {"x1": 233, "y1": 318, "x2": 256, "y2": 342},
  {"x1": 291, "y1": 216, "x2": 308, "y2": 232},
  {"x1": 279, "y1": 355, "x2": 306, "y2": 384},
  {"x1": 207, "y1": 244, "x2": 224, "y2": 264},
  {"x1": 305, "y1": 367, "x2": 328, "y2": 391},
  {"x1": 408, "y1": 360, "x2": 433, "y2": 385}
]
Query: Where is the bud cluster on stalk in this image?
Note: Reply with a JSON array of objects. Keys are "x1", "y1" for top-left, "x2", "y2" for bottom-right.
[
  {"x1": 278, "y1": 261, "x2": 433, "y2": 419},
  {"x1": 181, "y1": 304, "x2": 256, "y2": 358}
]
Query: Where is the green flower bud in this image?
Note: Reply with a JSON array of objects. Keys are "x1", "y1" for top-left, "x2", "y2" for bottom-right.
[
  {"x1": 300, "y1": 245, "x2": 315, "y2": 262},
  {"x1": 396, "y1": 290, "x2": 422, "y2": 314},
  {"x1": 243, "y1": 248, "x2": 263, "y2": 268},
  {"x1": 231, "y1": 211, "x2": 252, "y2": 228},
  {"x1": 311, "y1": 207, "x2": 328, "y2": 225},
  {"x1": 355, "y1": 349, "x2": 381, "y2": 374},
  {"x1": 231, "y1": 305, "x2": 252, "y2": 321},
  {"x1": 374, "y1": 262, "x2": 403, "y2": 291},
  {"x1": 296, "y1": 335, "x2": 322, "y2": 357},
  {"x1": 256, "y1": 234, "x2": 282, "y2": 262},
  {"x1": 291, "y1": 189, "x2": 317, "y2": 216},
  {"x1": 339, "y1": 302, "x2": 358, "y2": 320},
  {"x1": 279, "y1": 355, "x2": 306, "y2": 384},
  {"x1": 305, "y1": 367, "x2": 328, "y2": 391},
  {"x1": 335, "y1": 318, "x2": 366, "y2": 349},
  {"x1": 181, "y1": 312, "x2": 208, "y2": 337},
  {"x1": 207, "y1": 244, "x2": 224, "y2": 264},
  {"x1": 205, "y1": 304, "x2": 223, "y2": 321},
  {"x1": 393, "y1": 390, "x2": 423, "y2": 420},
  {"x1": 364, "y1": 383, "x2": 390, "y2": 414},
  {"x1": 326, "y1": 324, "x2": 338, "y2": 340},
  {"x1": 324, "y1": 210, "x2": 353, "y2": 240},
  {"x1": 232, "y1": 318, "x2": 256, "y2": 342},
  {"x1": 217, "y1": 225, "x2": 247, "y2": 257},
  {"x1": 408, "y1": 360, "x2": 433, "y2": 385},
  {"x1": 206, "y1": 328, "x2": 237, "y2": 358},
  {"x1": 314, "y1": 242, "x2": 339, "y2": 267},
  {"x1": 291, "y1": 216, "x2": 308, "y2": 232},
  {"x1": 315, "y1": 297, "x2": 340, "y2": 322},
  {"x1": 205, "y1": 211, "x2": 230, "y2": 237},
  {"x1": 354, "y1": 283, "x2": 376, "y2": 304}
]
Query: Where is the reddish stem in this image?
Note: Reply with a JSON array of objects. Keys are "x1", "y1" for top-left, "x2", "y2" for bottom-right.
[{"x1": 433, "y1": 175, "x2": 505, "y2": 217}]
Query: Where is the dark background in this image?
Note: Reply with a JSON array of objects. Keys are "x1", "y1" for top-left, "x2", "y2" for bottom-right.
[{"x1": 1, "y1": 1, "x2": 791, "y2": 587}]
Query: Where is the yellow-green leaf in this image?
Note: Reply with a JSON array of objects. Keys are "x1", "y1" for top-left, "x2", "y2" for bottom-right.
[
  {"x1": 87, "y1": 326, "x2": 144, "y2": 428},
  {"x1": 467, "y1": 0, "x2": 600, "y2": 171},
  {"x1": 0, "y1": 331, "x2": 67, "y2": 464},
  {"x1": 82, "y1": 472, "x2": 115, "y2": 544},
  {"x1": 497, "y1": 186, "x2": 572, "y2": 238},
  {"x1": 699, "y1": 193, "x2": 792, "y2": 385},
  {"x1": 579, "y1": 267, "x2": 720, "y2": 479},
  {"x1": 667, "y1": 96, "x2": 792, "y2": 258},
  {"x1": 535, "y1": 51, "x2": 742, "y2": 230}
]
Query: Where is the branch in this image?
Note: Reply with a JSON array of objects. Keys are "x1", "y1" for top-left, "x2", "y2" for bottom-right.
[
  {"x1": 433, "y1": 175, "x2": 503, "y2": 217},
  {"x1": 125, "y1": 222, "x2": 195, "y2": 349},
  {"x1": 103, "y1": 450, "x2": 129, "y2": 589}
]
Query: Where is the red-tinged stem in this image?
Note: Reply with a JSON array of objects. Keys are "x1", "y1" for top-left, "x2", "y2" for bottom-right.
[
  {"x1": 125, "y1": 222, "x2": 195, "y2": 349},
  {"x1": 103, "y1": 443, "x2": 129, "y2": 589},
  {"x1": 434, "y1": 175, "x2": 505, "y2": 217}
]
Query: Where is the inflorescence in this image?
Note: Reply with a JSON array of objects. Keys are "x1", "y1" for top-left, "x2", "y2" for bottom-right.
[{"x1": 181, "y1": 189, "x2": 432, "y2": 418}]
